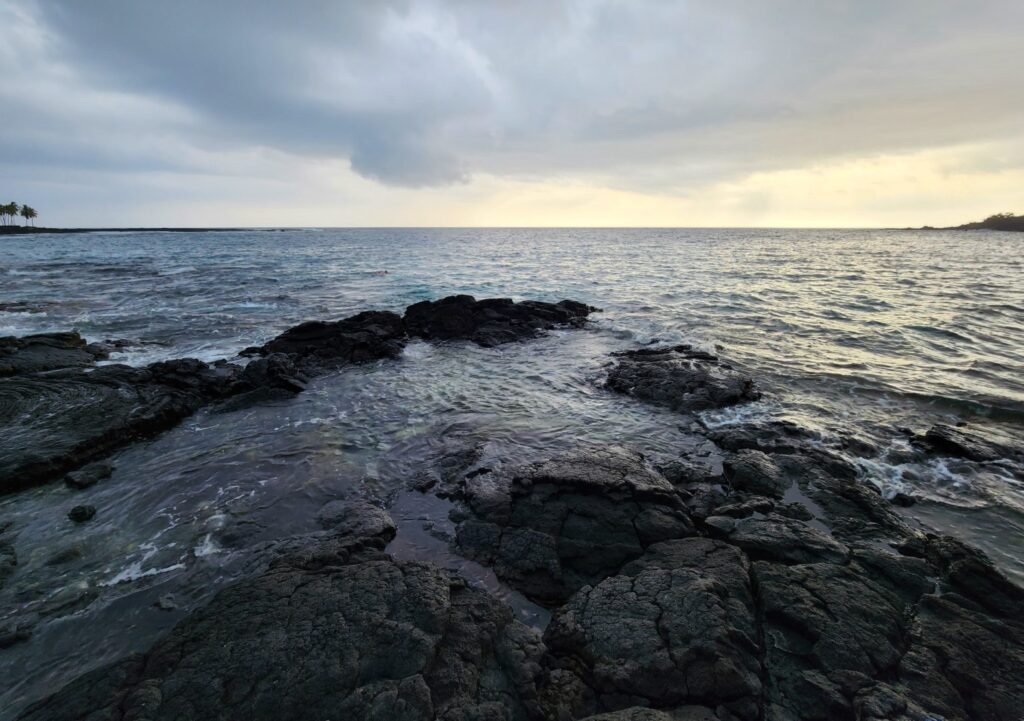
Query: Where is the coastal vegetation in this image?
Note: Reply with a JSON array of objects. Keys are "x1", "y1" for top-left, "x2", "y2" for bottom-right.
[
  {"x1": 955, "y1": 212, "x2": 1024, "y2": 231},
  {"x1": 1, "y1": 202, "x2": 37, "y2": 227}
]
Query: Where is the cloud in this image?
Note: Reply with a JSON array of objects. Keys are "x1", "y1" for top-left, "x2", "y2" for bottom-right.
[{"x1": 2, "y1": 0, "x2": 1023, "y2": 224}]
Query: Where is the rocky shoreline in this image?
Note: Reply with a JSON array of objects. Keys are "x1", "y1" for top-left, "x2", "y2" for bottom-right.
[{"x1": 2, "y1": 296, "x2": 1022, "y2": 721}]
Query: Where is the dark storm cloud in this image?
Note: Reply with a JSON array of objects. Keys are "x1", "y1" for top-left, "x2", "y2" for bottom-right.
[{"x1": 3, "y1": 0, "x2": 1024, "y2": 192}]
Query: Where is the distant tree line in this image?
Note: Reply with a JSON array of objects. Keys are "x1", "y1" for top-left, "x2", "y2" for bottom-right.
[
  {"x1": 957, "y1": 211, "x2": 1024, "y2": 232},
  {"x1": 2, "y1": 202, "x2": 38, "y2": 226}
]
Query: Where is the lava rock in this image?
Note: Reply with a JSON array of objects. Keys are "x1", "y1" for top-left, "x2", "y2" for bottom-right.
[
  {"x1": 0, "y1": 331, "x2": 108, "y2": 376},
  {"x1": 19, "y1": 529, "x2": 545, "y2": 721},
  {"x1": 237, "y1": 352, "x2": 308, "y2": 393},
  {"x1": 67, "y1": 505, "x2": 96, "y2": 523},
  {"x1": 64, "y1": 460, "x2": 115, "y2": 490},
  {"x1": 605, "y1": 345, "x2": 760, "y2": 414},
  {"x1": 45, "y1": 545, "x2": 84, "y2": 566},
  {"x1": 916, "y1": 424, "x2": 1016, "y2": 463},
  {"x1": 154, "y1": 594, "x2": 177, "y2": 611},
  {"x1": 722, "y1": 448, "x2": 787, "y2": 499},
  {"x1": 315, "y1": 499, "x2": 395, "y2": 539},
  {"x1": 756, "y1": 559, "x2": 918, "y2": 720},
  {"x1": 897, "y1": 592, "x2": 1024, "y2": 721},
  {"x1": 404, "y1": 295, "x2": 597, "y2": 347},
  {"x1": 0, "y1": 540, "x2": 15, "y2": 588},
  {"x1": 704, "y1": 513, "x2": 850, "y2": 565},
  {"x1": 579, "y1": 710, "x2": 719, "y2": 721},
  {"x1": 454, "y1": 448, "x2": 694, "y2": 605},
  {"x1": 1, "y1": 359, "x2": 237, "y2": 495},
  {"x1": 0, "y1": 622, "x2": 33, "y2": 649},
  {"x1": 258, "y1": 310, "x2": 406, "y2": 370},
  {"x1": 704, "y1": 419, "x2": 814, "y2": 454},
  {"x1": 890, "y1": 491, "x2": 916, "y2": 507},
  {"x1": 542, "y1": 538, "x2": 762, "y2": 720}
]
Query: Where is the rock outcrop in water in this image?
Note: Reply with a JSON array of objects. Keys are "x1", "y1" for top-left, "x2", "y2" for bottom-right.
[
  {"x1": 404, "y1": 295, "x2": 598, "y2": 347},
  {"x1": 0, "y1": 358, "x2": 240, "y2": 494},
  {"x1": 0, "y1": 297, "x2": 597, "y2": 494},
  {"x1": 913, "y1": 423, "x2": 1020, "y2": 463},
  {"x1": 255, "y1": 309, "x2": 407, "y2": 373},
  {"x1": 0, "y1": 331, "x2": 110, "y2": 376},
  {"x1": 605, "y1": 345, "x2": 760, "y2": 413}
]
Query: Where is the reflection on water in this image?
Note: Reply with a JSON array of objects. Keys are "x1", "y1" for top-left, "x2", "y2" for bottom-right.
[{"x1": 0, "y1": 227, "x2": 1022, "y2": 717}]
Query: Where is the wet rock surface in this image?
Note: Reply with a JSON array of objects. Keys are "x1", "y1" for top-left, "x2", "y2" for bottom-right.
[
  {"x1": 18, "y1": 505, "x2": 546, "y2": 721},
  {"x1": 0, "y1": 332, "x2": 108, "y2": 376},
  {"x1": 254, "y1": 309, "x2": 407, "y2": 372},
  {"x1": 914, "y1": 423, "x2": 1020, "y2": 463},
  {"x1": 404, "y1": 295, "x2": 597, "y2": 347},
  {"x1": 0, "y1": 358, "x2": 247, "y2": 494},
  {"x1": 15, "y1": 431, "x2": 1024, "y2": 721},
  {"x1": 63, "y1": 460, "x2": 114, "y2": 490},
  {"x1": 1, "y1": 297, "x2": 595, "y2": 494},
  {"x1": 66, "y1": 505, "x2": 96, "y2": 523},
  {"x1": 452, "y1": 448, "x2": 695, "y2": 605},
  {"x1": 542, "y1": 538, "x2": 761, "y2": 721},
  {"x1": 605, "y1": 345, "x2": 759, "y2": 414}
]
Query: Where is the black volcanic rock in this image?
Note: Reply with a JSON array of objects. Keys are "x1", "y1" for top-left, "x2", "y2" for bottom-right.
[
  {"x1": 606, "y1": 345, "x2": 760, "y2": 413},
  {"x1": 18, "y1": 506, "x2": 546, "y2": 721},
  {"x1": 0, "y1": 540, "x2": 15, "y2": 589},
  {"x1": 404, "y1": 295, "x2": 597, "y2": 347},
  {"x1": 1, "y1": 298, "x2": 599, "y2": 495},
  {"x1": 721, "y1": 448, "x2": 788, "y2": 498},
  {"x1": 15, "y1": 439, "x2": 1024, "y2": 721},
  {"x1": 915, "y1": 423, "x2": 1017, "y2": 463},
  {"x1": 257, "y1": 309, "x2": 407, "y2": 371},
  {"x1": 453, "y1": 448, "x2": 695, "y2": 605},
  {"x1": 67, "y1": 505, "x2": 96, "y2": 523},
  {"x1": 542, "y1": 538, "x2": 762, "y2": 721},
  {"x1": 0, "y1": 358, "x2": 239, "y2": 495},
  {"x1": 0, "y1": 331, "x2": 108, "y2": 376},
  {"x1": 64, "y1": 460, "x2": 115, "y2": 490},
  {"x1": 704, "y1": 512, "x2": 851, "y2": 565}
]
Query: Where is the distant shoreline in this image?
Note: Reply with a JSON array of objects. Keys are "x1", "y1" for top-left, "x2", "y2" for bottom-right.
[
  {"x1": 2, "y1": 222, "x2": 1022, "y2": 234},
  {"x1": 0, "y1": 226, "x2": 248, "y2": 235}
]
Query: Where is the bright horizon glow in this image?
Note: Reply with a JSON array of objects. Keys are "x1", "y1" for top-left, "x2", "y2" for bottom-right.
[{"x1": 2, "y1": 1, "x2": 1022, "y2": 228}]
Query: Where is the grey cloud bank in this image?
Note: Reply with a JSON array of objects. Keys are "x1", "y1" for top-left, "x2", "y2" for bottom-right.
[{"x1": 2, "y1": 0, "x2": 1023, "y2": 223}]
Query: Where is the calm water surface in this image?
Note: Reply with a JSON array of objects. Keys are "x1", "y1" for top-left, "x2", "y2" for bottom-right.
[{"x1": 1, "y1": 228, "x2": 1022, "y2": 716}]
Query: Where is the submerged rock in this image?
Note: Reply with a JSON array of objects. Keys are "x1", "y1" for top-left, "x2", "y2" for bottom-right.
[
  {"x1": 0, "y1": 359, "x2": 238, "y2": 495},
  {"x1": 606, "y1": 345, "x2": 759, "y2": 414},
  {"x1": 67, "y1": 505, "x2": 96, "y2": 523},
  {"x1": 0, "y1": 540, "x2": 15, "y2": 589},
  {"x1": 64, "y1": 460, "x2": 114, "y2": 490},
  {"x1": 453, "y1": 448, "x2": 694, "y2": 605},
  {"x1": 404, "y1": 295, "x2": 598, "y2": 347},
  {"x1": 19, "y1": 507, "x2": 545, "y2": 721}
]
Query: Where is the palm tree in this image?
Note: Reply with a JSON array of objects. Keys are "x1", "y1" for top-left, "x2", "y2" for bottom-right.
[
  {"x1": 5, "y1": 202, "x2": 20, "y2": 226},
  {"x1": 21, "y1": 205, "x2": 37, "y2": 227},
  {"x1": 26, "y1": 206, "x2": 38, "y2": 226}
]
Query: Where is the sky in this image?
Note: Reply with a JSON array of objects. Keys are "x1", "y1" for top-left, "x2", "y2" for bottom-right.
[{"x1": 2, "y1": 0, "x2": 1023, "y2": 228}]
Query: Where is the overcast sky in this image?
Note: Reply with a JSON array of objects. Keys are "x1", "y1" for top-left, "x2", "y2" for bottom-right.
[{"x1": 2, "y1": 0, "x2": 1022, "y2": 227}]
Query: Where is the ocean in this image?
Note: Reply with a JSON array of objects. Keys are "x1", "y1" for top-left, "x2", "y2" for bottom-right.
[{"x1": 1, "y1": 227, "x2": 1022, "y2": 715}]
